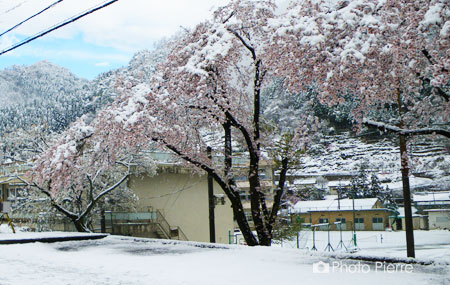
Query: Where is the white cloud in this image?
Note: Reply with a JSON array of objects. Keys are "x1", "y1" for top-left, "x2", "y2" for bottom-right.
[
  {"x1": 95, "y1": 61, "x2": 110, "y2": 67},
  {"x1": 0, "y1": 0, "x2": 230, "y2": 52}
]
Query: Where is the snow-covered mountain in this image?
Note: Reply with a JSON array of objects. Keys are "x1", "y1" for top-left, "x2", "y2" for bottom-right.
[
  {"x1": 0, "y1": 46, "x2": 168, "y2": 162},
  {"x1": 0, "y1": 61, "x2": 90, "y2": 108}
]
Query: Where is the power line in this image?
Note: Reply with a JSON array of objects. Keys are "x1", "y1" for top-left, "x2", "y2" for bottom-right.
[
  {"x1": 0, "y1": 0, "x2": 29, "y2": 18},
  {"x1": 0, "y1": 0, "x2": 65, "y2": 38},
  {"x1": 0, "y1": 0, "x2": 119, "y2": 56}
]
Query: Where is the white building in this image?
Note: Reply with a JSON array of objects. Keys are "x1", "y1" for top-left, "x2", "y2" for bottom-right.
[{"x1": 424, "y1": 209, "x2": 450, "y2": 230}]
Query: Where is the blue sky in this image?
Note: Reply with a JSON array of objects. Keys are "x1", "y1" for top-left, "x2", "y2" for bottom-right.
[
  {"x1": 0, "y1": 33, "x2": 131, "y2": 79},
  {"x1": 0, "y1": 0, "x2": 229, "y2": 79}
]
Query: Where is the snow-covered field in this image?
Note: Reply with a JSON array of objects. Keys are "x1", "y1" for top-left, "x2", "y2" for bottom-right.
[
  {"x1": 0, "y1": 227, "x2": 449, "y2": 285},
  {"x1": 274, "y1": 229, "x2": 450, "y2": 263}
]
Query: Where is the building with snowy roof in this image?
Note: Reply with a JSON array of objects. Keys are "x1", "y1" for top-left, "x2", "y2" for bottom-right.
[
  {"x1": 413, "y1": 191, "x2": 450, "y2": 212},
  {"x1": 393, "y1": 206, "x2": 428, "y2": 231},
  {"x1": 292, "y1": 198, "x2": 396, "y2": 231}
]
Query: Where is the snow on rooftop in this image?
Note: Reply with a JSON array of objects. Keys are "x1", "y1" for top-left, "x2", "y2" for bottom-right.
[
  {"x1": 293, "y1": 198, "x2": 379, "y2": 213},
  {"x1": 413, "y1": 191, "x2": 450, "y2": 202},
  {"x1": 384, "y1": 176, "x2": 435, "y2": 191},
  {"x1": 293, "y1": 178, "x2": 316, "y2": 185},
  {"x1": 327, "y1": 180, "x2": 351, "y2": 187},
  {"x1": 396, "y1": 206, "x2": 421, "y2": 218}
]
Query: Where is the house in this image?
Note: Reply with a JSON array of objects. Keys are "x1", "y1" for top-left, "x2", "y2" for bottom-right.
[
  {"x1": 423, "y1": 209, "x2": 450, "y2": 230},
  {"x1": 327, "y1": 180, "x2": 352, "y2": 195},
  {"x1": 392, "y1": 206, "x2": 428, "y2": 231},
  {"x1": 1, "y1": 162, "x2": 30, "y2": 202},
  {"x1": 413, "y1": 191, "x2": 450, "y2": 212},
  {"x1": 292, "y1": 198, "x2": 395, "y2": 231},
  {"x1": 292, "y1": 178, "x2": 317, "y2": 189}
]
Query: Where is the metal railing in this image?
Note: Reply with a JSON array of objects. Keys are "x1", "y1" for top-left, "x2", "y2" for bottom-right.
[{"x1": 104, "y1": 210, "x2": 188, "y2": 241}]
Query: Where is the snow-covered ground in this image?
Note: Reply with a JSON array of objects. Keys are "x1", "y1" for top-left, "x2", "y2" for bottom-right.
[
  {"x1": 0, "y1": 227, "x2": 449, "y2": 284},
  {"x1": 274, "y1": 229, "x2": 450, "y2": 263}
]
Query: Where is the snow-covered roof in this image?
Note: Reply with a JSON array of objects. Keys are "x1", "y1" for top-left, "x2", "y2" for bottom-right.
[
  {"x1": 293, "y1": 178, "x2": 316, "y2": 185},
  {"x1": 327, "y1": 180, "x2": 351, "y2": 187},
  {"x1": 396, "y1": 206, "x2": 422, "y2": 218},
  {"x1": 293, "y1": 198, "x2": 380, "y2": 213},
  {"x1": 384, "y1": 177, "x2": 434, "y2": 191},
  {"x1": 413, "y1": 192, "x2": 450, "y2": 202},
  {"x1": 423, "y1": 209, "x2": 450, "y2": 212},
  {"x1": 236, "y1": 180, "x2": 273, "y2": 189}
]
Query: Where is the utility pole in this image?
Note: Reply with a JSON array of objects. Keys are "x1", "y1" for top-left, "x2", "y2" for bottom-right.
[
  {"x1": 351, "y1": 190, "x2": 357, "y2": 248},
  {"x1": 207, "y1": 147, "x2": 216, "y2": 243},
  {"x1": 397, "y1": 89, "x2": 415, "y2": 258}
]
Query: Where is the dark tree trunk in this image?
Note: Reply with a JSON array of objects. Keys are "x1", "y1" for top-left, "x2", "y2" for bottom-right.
[
  {"x1": 72, "y1": 218, "x2": 90, "y2": 232},
  {"x1": 397, "y1": 89, "x2": 415, "y2": 258}
]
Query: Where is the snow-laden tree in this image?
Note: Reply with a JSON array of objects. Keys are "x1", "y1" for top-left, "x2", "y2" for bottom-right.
[
  {"x1": 19, "y1": 117, "x2": 155, "y2": 232},
  {"x1": 93, "y1": 0, "x2": 315, "y2": 246},
  {"x1": 267, "y1": 0, "x2": 449, "y2": 137},
  {"x1": 266, "y1": 0, "x2": 448, "y2": 257}
]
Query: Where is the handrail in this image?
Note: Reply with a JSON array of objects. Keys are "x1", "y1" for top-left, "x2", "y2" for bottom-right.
[
  {"x1": 155, "y1": 209, "x2": 172, "y2": 239},
  {"x1": 104, "y1": 210, "x2": 188, "y2": 241},
  {"x1": 176, "y1": 226, "x2": 189, "y2": 241}
]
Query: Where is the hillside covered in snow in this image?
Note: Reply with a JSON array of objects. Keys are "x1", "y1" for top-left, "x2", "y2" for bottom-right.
[
  {"x1": 0, "y1": 46, "x2": 166, "y2": 162},
  {"x1": 292, "y1": 131, "x2": 450, "y2": 192}
]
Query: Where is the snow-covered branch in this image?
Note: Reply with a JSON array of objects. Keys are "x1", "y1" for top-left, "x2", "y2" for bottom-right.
[{"x1": 363, "y1": 119, "x2": 450, "y2": 138}]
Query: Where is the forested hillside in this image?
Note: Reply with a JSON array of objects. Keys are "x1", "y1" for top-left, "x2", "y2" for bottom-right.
[{"x1": 0, "y1": 46, "x2": 166, "y2": 162}]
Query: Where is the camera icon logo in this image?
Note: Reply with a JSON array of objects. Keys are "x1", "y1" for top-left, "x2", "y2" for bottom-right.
[{"x1": 313, "y1": 261, "x2": 330, "y2": 273}]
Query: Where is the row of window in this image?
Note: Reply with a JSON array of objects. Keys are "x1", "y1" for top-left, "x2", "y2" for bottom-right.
[
  {"x1": 317, "y1": 217, "x2": 384, "y2": 224},
  {"x1": 0, "y1": 187, "x2": 27, "y2": 201}
]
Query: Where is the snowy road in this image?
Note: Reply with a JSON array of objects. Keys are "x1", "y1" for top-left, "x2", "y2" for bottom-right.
[{"x1": 0, "y1": 235, "x2": 449, "y2": 285}]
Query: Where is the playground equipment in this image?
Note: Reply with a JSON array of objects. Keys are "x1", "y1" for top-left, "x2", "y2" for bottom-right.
[
  {"x1": 335, "y1": 221, "x2": 347, "y2": 251},
  {"x1": 0, "y1": 199, "x2": 15, "y2": 233}
]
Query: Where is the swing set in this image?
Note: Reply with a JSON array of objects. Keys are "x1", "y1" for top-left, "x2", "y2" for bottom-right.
[{"x1": 310, "y1": 221, "x2": 355, "y2": 252}]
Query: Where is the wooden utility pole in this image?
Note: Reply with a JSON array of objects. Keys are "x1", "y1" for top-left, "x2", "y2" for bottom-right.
[
  {"x1": 207, "y1": 147, "x2": 216, "y2": 243},
  {"x1": 397, "y1": 89, "x2": 415, "y2": 258}
]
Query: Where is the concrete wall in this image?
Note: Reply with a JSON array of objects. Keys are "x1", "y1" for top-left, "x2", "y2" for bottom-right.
[{"x1": 130, "y1": 167, "x2": 234, "y2": 244}]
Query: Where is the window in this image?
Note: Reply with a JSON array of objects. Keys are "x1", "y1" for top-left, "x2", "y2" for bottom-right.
[
  {"x1": 355, "y1": 218, "x2": 364, "y2": 224},
  {"x1": 436, "y1": 216, "x2": 449, "y2": 223},
  {"x1": 336, "y1": 218, "x2": 347, "y2": 230},
  {"x1": 259, "y1": 169, "x2": 267, "y2": 179},
  {"x1": 296, "y1": 216, "x2": 305, "y2": 224},
  {"x1": 319, "y1": 218, "x2": 328, "y2": 224},
  {"x1": 6, "y1": 186, "x2": 27, "y2": 201},
  {"x1": 372, "y1": 217, "x2": 383, "y2": 223},
  {"x1": 239, "y1": 192, "x2": 248, "y2": 201},
  {"x1": 355, "y1": 218, "x2": 365, "y2": 230}
]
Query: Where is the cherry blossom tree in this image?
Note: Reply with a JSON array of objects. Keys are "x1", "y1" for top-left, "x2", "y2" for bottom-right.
[
  {"x1": 267, "y1": 0, "x2": 448, "y2": 257},
  {"x1": 268, "y1": 0, "x2": 449, "y2": 136},
  {"x1": 93, "y1": 0, "x2": 315, "y2": 246},
  {"x1": 21, "y1": 117, "x2": 154, "y2": 232}
]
